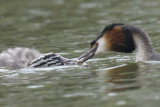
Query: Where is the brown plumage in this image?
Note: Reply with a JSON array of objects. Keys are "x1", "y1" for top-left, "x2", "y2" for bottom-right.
[{"x1": 104, "y1": 26, "x2": 127, "y2": 52}]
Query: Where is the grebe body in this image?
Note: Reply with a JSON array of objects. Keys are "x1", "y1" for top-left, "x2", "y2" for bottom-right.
[
  {"x1": 79, "y1": 23, "x2": 160, "y2": 62},
  {"x1": 0, "y1": 47, "x2": 77, "y2": 70}
]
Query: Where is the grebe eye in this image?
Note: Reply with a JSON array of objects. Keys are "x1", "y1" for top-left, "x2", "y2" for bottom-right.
[{"x1": 90, "y1": 40, "x2": 96, "y2": 47}]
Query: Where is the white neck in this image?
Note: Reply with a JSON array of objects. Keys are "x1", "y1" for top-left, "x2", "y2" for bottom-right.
[{"x1": 133, "y1": 33, "x2": 155, "y2": 61}]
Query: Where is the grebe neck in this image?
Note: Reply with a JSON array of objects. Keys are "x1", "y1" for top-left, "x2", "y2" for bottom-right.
[{"x1": 128, "y1": 26, "x2": 157, "y2": 61}]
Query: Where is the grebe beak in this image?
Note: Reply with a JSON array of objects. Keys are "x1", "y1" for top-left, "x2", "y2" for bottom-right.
[{"x1": 78, "y1": 44, "x2": 98, "y2": 63}]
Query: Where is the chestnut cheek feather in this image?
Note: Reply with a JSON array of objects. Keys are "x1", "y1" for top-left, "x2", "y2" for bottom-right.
[{"x1": 104, "y1": 26, "x2": 134, "y2": 53}]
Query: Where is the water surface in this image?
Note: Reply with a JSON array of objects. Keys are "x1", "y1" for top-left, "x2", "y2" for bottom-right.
[{"x1": 1, "y1": 0, "x2": 160, "y2": 107}]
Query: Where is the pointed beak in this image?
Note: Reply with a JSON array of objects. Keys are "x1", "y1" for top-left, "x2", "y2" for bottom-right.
[{"x1": 78, "y1": 44, "x2": 98, "y2": 63}]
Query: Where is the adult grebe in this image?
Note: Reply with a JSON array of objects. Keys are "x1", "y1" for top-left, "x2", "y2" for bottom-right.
[
  {"x1": 78, "y1": 23, "x2": 160, "y2": 62},
  {"x1": 0, "y1": 47, "x2": 77, "y2": 70}
]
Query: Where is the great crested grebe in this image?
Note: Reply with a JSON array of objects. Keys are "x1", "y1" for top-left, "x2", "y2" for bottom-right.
[
  {"x1": 0, "y1": 47, "x2": 77, "y2": 70},
  {"x1": 78, "y1": 23, "x2": 160, "y2": 62}
]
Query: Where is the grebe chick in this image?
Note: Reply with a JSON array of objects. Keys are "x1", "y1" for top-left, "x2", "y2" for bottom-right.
[
  {"x1": 78, "y1": 23, "x2": 160, "y2": 62},
  {"x1": 0, "y1": 47, "x2": 77, "y2": 70}
]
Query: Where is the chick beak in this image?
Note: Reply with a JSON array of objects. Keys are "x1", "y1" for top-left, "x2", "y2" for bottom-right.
[{"x1": 78, "y1": 44, "x2": 98, "y2": 63}]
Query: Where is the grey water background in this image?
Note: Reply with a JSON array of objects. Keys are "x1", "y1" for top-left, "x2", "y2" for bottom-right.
[{"x1": 1, "y1": 0, "x2": 160, "y2": 107}]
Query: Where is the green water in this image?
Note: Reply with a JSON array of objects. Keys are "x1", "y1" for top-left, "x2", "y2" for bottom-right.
[{"x1": 1, "y1": 0, "x2": 160, "y2": 107}]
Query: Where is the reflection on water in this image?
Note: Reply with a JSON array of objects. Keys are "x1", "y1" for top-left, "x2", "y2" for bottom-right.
[{"x1": 105, "y1": 63, "x2": 140, "y2": 92}]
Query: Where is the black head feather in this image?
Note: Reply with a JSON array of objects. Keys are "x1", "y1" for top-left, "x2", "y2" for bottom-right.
[
  {"x1": 90, "y1": 23, "x2": 124, "y2": 47},
  {"x1": 121, "y1": 26, "x2": 135, "y2": 53}
]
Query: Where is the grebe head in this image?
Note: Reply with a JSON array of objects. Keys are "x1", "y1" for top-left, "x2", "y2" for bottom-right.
[{"x1": 79, "y1": 23, "x2": 135, "y2": 63}]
